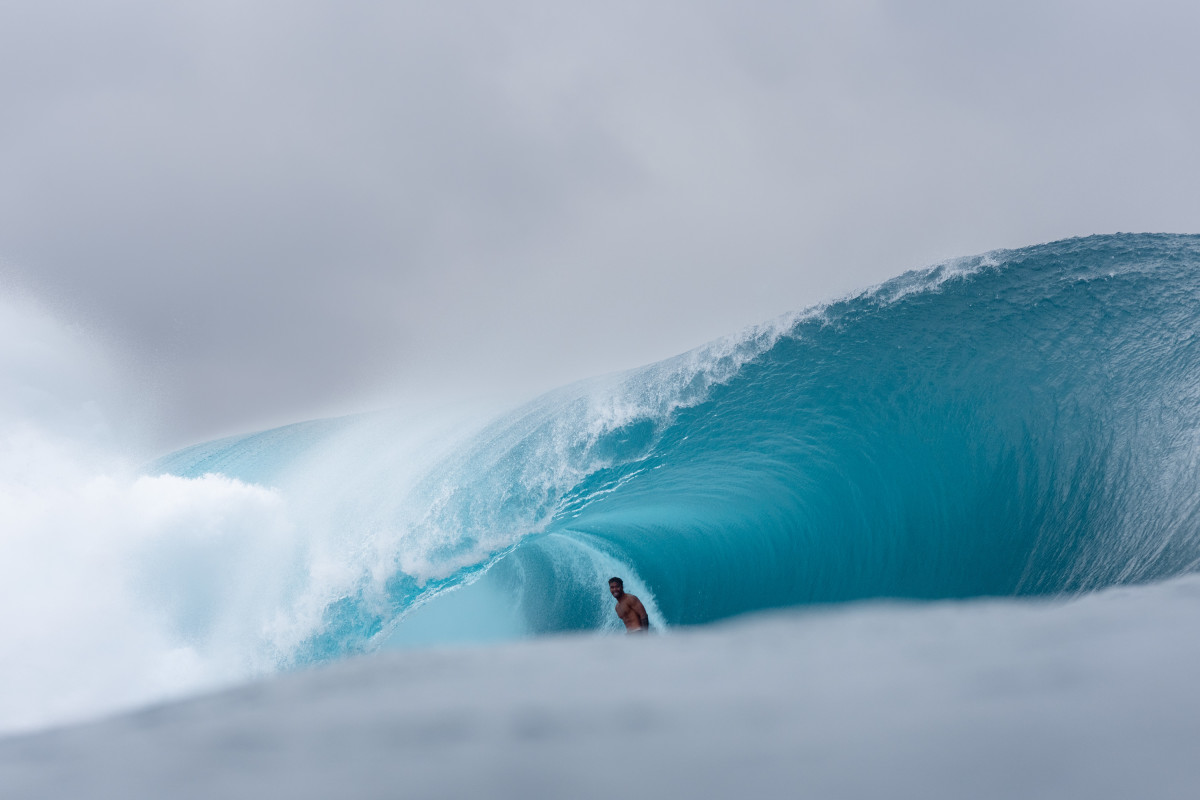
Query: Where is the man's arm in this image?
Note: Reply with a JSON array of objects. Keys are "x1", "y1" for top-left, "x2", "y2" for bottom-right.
[{"x1": 631, "y1": 596, "x2": 650, "y2": 628}]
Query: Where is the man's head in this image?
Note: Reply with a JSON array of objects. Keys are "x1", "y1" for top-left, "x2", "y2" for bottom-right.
[{"x1": 608, "y1": 577, "x2": 624, "y2": 598}]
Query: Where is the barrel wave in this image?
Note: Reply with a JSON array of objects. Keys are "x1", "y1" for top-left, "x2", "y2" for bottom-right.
[{"x1": 154, "y1": 233, "x2": 1200, "y2": 664}]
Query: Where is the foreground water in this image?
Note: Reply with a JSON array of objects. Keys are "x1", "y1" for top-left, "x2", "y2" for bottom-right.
[
  {"x1": 3, "y1": 575, "x2": 1200, "y2": 799},
  {"x1": 2, "y1": 233, "x2": 1199, "y2": 748}
]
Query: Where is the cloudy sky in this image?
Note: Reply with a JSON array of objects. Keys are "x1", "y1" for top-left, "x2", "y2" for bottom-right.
[{"x1": 1, "y1": 0, "x2": 1197, "y2": 449}]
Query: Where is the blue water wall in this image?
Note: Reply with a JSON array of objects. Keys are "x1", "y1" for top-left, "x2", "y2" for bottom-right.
[{"x1": 154, "y1": 233, "x2": 1200, "y2": 662}]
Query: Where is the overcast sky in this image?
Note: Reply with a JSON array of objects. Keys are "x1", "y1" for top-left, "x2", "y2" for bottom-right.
[{"x1": 2, "y1": 0, "x2": 1197, "y2": 449}]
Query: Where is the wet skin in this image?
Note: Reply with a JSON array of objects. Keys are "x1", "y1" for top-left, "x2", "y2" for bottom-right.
[{"x1": 609, "y1": 582, "x2": 650, "y2": 632}]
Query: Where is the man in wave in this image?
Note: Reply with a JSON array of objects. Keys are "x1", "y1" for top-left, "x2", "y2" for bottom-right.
[{"x1": 609, "y1": 577, "x2": 651, "y2": 633}]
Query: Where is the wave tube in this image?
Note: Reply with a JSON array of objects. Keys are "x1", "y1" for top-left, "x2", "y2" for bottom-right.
[{"x1": 154, "y1": 233, "x2": 1200, "y2": 663}]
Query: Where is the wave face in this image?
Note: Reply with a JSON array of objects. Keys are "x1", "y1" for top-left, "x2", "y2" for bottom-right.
[{"x1": 155, "y1": 233, "x2": 1200, "y2": 662}]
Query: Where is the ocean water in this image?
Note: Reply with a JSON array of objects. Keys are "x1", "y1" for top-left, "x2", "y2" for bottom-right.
[
  {"x1": 6, "y1": 575, "x2": 1200, "y2": 799},
  {"x1": 3, "y1": 232, "x2": 1200, "y2": 750},
  {"x1": 154, "y1": 232, "x2": 1200, "y2": 658}
]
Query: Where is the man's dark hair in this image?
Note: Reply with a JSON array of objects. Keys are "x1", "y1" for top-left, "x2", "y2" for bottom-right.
[{"x1": 608, "y1": 577, "x2": 623, "y2": 587}]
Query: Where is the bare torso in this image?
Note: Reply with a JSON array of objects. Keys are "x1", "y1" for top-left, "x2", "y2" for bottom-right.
[{"x1": 614, "y1": 592, "x2": 650, "y2": 632}]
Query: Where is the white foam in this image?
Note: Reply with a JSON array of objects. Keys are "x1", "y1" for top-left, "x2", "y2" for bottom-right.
[{"x1": 0, "y1": 298, "x2": 305, "y2": 733}]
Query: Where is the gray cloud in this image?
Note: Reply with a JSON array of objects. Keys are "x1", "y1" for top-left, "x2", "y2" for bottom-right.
[{"x1": 2, "y1": 0, "x2": 1197, "y2": 448}]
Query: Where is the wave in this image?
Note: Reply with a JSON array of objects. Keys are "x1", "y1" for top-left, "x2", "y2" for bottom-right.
[{"x1": 148, "y1": 233, "x2": 1200, "y2": 664}]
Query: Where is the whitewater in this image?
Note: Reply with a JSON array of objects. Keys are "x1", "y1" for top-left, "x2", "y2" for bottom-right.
[{"x1": 3, "y1": 233, "x2": 1200, "y2": 797}]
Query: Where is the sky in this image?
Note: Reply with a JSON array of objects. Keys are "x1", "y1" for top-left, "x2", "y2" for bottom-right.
[{"x1": 1, "y1": 0, "x2": 1197, "y2": 450}]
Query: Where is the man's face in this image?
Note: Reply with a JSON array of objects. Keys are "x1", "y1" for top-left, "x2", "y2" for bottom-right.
[{"x1": 609, "y1": 582, "x2": 622, "y2": 598}]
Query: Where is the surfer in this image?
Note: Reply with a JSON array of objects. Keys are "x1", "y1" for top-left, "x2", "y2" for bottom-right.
[{"x1": 608, "y1": 577, "x2": 651, "y2": 633}]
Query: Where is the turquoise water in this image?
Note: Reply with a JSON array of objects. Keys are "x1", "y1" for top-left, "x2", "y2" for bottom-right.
[{"x1": 154, "y1": 233, "x2": 1200, "y2": 663}]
